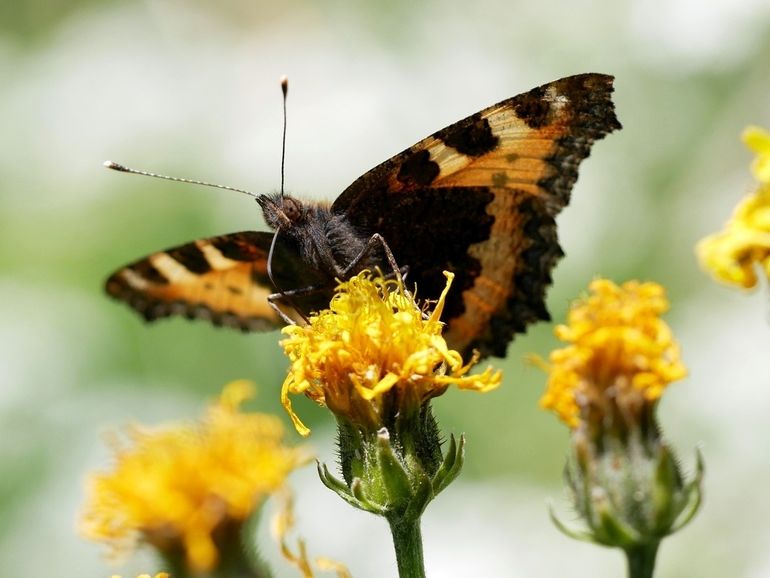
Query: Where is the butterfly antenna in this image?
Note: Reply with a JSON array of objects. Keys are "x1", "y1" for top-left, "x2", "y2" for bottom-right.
[
  {"x1": 280, "y1": 75, "x2": 288, "y2": 198},
  {"x1": 103, "y1": 161, "x2": 260, "y2": 200}
]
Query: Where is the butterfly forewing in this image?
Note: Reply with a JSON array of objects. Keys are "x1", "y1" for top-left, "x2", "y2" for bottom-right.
[{"x1": 332, "y1": 73, "x2": 620, "y2": 357}]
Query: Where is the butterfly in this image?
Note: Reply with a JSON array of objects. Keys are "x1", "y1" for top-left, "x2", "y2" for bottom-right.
[{"x1": 105, "y1": 73, "x2": 621, "y2": 359}]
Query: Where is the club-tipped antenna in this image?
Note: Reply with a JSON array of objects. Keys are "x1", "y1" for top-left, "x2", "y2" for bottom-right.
[
  {"x1": 280, "y1": 75, "x2": 288, "y2": 197},
  {"x1": 103, "y1": 161, "x2": 260, "y2": 200}
]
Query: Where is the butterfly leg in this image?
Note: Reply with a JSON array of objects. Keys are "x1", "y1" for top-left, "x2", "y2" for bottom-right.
[
  {"x1": 269, "y1": 234, "x2": 407, "y2": 325},
  {"x1": 341, "y1": 233, "x2": 406, "y2": 282},
  {"x1": 267, "y1": 282, "x2": 328, "y2": 325},
  {"x1": 340, "y1": 233, "x2": 430, "y2": 318},
  {"x1": 267, "y1": 296, "x2": 300, "y2": 325}
]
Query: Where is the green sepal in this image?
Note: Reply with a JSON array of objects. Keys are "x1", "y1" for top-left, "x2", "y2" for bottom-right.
[
  {"x1": 557, "y1": 423, "x2": 705, "y2": 551},
  {"x1": 324, "y1": 404, "x2": 466, "y2": 522},
  {"x1": 316, "y1": 461, "x2": 350, "y2": 496},
  {"x1": 350, "y1": 477, "x2": 389, "y2": 516},
  {"x1": 317, "y1": 460, "x2": 386, "y2": 515},
  {"x1": 651, "y1": 443, "x2": 682, "y2": 532},
  {"x1": 592, "y1": 490, "x2": 642, "y2": 547},
  {"x1": 670, "y1": 448, "x2": 705, "y2": 533},
  {"x1": 432, "y1": 434, "x2": 465, "y2": 496},
  {"x1": 375, "y1": 428, "x2": 416, "y2": 504},
  {"x1": 548, "y1": 495, "x2": 643, "y2": 548},
  {"x1": 548, "y1": 501, "x2": 602, "y2": 544}
]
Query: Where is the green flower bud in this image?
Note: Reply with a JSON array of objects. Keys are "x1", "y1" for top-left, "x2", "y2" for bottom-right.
[
  {"x1": 317, "y1": 404, "x2": 465, "y2": 522},
  {"x1": 552, "y1": 421, "x2": 703, "y2": 551}
]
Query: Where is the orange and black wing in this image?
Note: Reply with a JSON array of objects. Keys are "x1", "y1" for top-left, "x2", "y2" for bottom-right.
[
  {"x1": 332, "y1": 73, "x2": 621, "y2": 358},
  {"x1": 105, "y1": 231, "x2": 298, "y2": 330}
]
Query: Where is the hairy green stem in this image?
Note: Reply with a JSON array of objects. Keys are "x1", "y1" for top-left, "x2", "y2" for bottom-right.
[{"x1": 388, "y1": 516, "x2": 426, "y2": 578}]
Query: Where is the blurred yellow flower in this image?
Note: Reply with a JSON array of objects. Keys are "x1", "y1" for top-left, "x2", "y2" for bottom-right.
[
  {"x1": 697, "y1": 125, "x2": 770, "y2": 288},
  {"x1": 81, "y1": 381, "x2": 310, "y2": 573},
  {"x1": 696, "y1": 183, "x2": 770, "y2": 289},
  {"x1": 280, "y1": 271, "x2": 501, "y2": 435},
  {"x1": 539, "y1": 279, "x2": 687, "y2": 427},
  {"x1": 743, "y1": 125, "x2": 770, "y2": 183}
]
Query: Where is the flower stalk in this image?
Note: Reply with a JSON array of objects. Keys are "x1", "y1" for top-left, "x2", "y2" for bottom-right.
[
  {"x1": 388, "y1": 517, "x2": 426, "y2": 578},
  {"x1": 625, "y1": 543, "x2": 659, "y2": 578}
]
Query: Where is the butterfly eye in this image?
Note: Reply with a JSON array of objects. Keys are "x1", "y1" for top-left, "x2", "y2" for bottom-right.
[{"x1": 282, "y1": 197, "x2": 303, "y2": 222}]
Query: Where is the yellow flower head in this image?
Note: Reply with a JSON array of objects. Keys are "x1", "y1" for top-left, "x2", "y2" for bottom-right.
[
  {"x1": 696, "y1": 125, "x2": 770, "y2": 288},
  {"x1": 539, "y1": 279, "x2": 687, "y2": 428},
  {"x1": 696, "y1": 184, "x2": 770, "y2": 289},
  {"x1": 80, "y1": 381, "x2": 310, "y2": 573},
  {"x1": 280, "y1": 271, "x2": 501, "y2": 436}
]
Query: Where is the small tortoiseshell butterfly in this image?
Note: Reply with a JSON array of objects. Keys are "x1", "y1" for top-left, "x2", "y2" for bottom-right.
[{"x1": 105, "y1": 73, "x2": 621, "y2": 358}]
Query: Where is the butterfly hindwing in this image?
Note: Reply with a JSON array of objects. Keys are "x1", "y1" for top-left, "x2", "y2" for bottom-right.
[
  {"x1": 106, "y1": 231, "x2": 293, "y2": 330},
  {"x1": 332, "y1": 73, "x2": 621, "y2": 357}
]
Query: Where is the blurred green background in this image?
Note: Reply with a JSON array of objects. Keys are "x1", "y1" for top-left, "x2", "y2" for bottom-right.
[{"x1": 2, "y1": 0, "x2": 770, "y2": 576}]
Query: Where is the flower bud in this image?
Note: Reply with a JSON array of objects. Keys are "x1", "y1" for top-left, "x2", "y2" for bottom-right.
[
  {"x1": 554, "y1": 419, "x2": 703, "y2": 551},
  {"x1": 318, "y1": 408, "x2": 465, "y2": 522}
]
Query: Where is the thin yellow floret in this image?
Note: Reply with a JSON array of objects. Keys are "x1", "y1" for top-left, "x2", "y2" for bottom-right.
[
  {"x1": 280, "y1": 271, "x2": 502, "y2": 435},
  {"x1": 540, "y1": 279, "x2": 687, "y2": 427}
]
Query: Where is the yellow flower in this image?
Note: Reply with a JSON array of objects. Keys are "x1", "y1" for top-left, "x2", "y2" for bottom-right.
[
  {"x1": 744, "y1": 125, "x2": 770, "y2": 183},
  {"x1": 280, "y1": 271, "x2": 501, "y2": 435},
  {"x1": 696, "y1": 125, "x2": 770, "y2": 288},
  {"x1": 696, "y1": 183, "x2": 770, "y2": 288},
  {"x1": 539, "y1": 279, "x2": 687, "y2": 428},
  {"x1": 81, "y1": 381, "x2": 310, "y2": 573}
]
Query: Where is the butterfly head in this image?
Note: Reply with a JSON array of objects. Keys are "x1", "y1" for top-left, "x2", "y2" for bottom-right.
[{"x1": 257, "y1": 193, "x2": 306, "y2": 232}]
